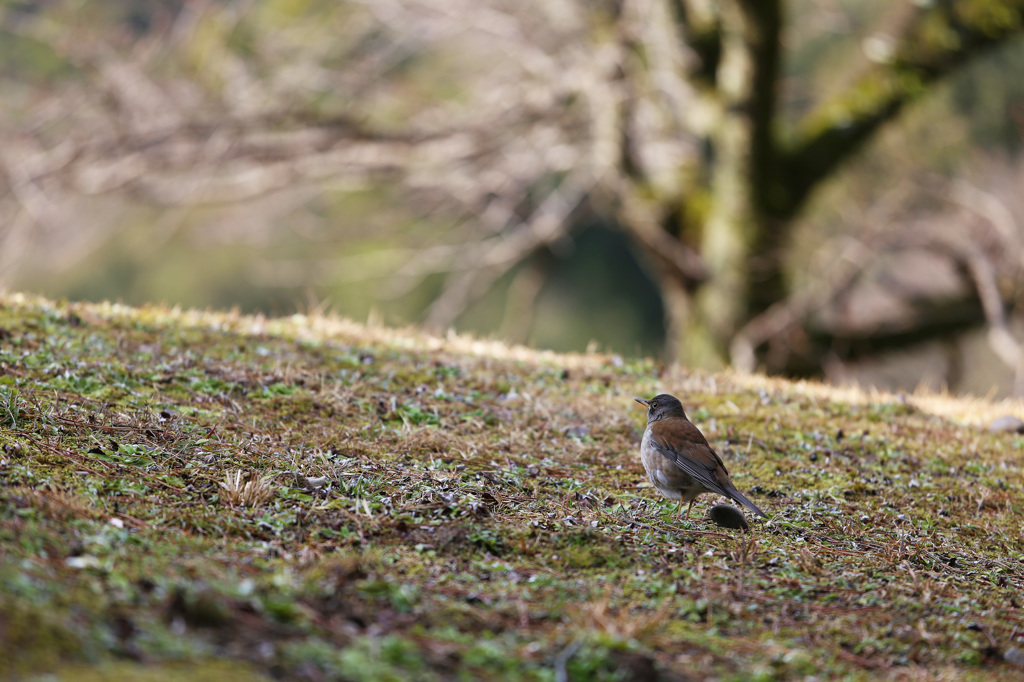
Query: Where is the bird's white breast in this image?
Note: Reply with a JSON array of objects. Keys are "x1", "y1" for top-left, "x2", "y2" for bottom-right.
[{"x1": 640, "y1": 426, "x2": 681, "y2": 499}]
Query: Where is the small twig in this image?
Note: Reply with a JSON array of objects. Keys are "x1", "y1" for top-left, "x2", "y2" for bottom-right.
[
  {"x1": 51, "y1": 416, "x2": 171, "y2": 435},
  {"x1": 836, "y1": 647, "x2": 889, "y2": 670},
  {"x1": 553, "y1": 640, "x2": 582, "y2": 682}
]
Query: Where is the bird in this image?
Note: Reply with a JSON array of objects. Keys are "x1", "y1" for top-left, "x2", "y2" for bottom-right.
[{"x1": 635, "y1": 394, "x2": 766, "y2": 520}]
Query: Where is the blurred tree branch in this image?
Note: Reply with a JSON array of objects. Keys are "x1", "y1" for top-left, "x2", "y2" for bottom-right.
[
  {"x1": 783, "y1": 1, "x2": 1024, "y2": 214},
  {"x1": 4, "y1": 0, "x2": 1024, "y2": 387}
]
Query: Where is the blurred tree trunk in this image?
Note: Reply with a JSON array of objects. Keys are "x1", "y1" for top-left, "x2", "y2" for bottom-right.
[
  {"x1": 648, "y1": 0, "x2": 1024, "y2": 369},
  {"x1": 665, "y1": 0, "x2": 781, "y2": 368}
]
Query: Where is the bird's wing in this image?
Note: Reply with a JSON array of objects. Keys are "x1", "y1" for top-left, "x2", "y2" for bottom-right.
[
  {"x1": 648, "y1": 435, "x2": 731, "y2": 498},
  {"x1": 650, "y1": 433, "x2": 768, "y2": 518}
]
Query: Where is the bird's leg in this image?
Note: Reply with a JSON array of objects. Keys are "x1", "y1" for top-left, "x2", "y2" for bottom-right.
[{"x1": 676, "y1": 498, "x2": 695, "y2": 520}]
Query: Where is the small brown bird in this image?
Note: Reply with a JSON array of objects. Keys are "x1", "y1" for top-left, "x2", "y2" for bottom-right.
[{"x1": 635, "y1": 394, "x2": 766, "y2": 520}]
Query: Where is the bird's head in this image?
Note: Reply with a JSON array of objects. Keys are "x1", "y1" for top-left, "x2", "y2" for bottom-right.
[{"x1": 634, "y1": 394, "x2": 687, "y2": 422}]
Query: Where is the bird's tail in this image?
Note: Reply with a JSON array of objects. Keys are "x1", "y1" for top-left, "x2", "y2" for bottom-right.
[{"x1": 729, "y1": 488, "x2": 767, "y2": 518}]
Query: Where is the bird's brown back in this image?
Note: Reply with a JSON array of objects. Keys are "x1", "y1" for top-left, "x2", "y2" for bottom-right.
[{"x1": 660, "y1": 417, "x2": 730, "y2": 475}]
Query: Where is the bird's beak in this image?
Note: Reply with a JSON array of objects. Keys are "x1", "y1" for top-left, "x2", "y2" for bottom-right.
[{"x1": 634, "y1": 398, "x2": 649, "y2": 407}]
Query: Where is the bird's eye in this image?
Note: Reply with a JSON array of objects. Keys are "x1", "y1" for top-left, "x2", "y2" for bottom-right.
[{"x1": 650, "y1": 401, "x2": 658, "y2": 409}]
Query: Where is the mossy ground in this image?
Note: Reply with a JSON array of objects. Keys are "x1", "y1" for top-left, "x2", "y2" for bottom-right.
[{"x1": 1, "y1": 292, "x2": 1023, "y2": 681}]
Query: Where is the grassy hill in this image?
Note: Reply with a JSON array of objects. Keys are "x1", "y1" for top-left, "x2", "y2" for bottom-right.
[{"x1": 1, "y1": 292, "x2": 1023, "y2": 681}]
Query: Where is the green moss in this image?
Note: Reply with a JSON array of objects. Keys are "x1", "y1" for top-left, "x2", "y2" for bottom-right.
[
  {"x1": 43, "y1": 660, "x2": 276, "y2": 681},
  {"x1": 0, "y1": 599, "x2": 84, "y2": 678}
]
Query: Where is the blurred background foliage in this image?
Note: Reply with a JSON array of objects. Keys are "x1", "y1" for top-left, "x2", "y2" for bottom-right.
[{"x1": 4, "y1": 0, "x2": 1024, "y2": 395}]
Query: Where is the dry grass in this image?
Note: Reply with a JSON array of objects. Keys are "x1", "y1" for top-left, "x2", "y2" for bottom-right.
[
  {"x1": 218, "y1": 470, "x2": 277, "y2": 508},
  {"x1": 1, "y1": 292, "x2": 1024, "y2": 681}
]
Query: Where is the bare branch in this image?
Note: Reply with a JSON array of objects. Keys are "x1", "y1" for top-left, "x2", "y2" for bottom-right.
[
  {"x1": 424, "y1": 167, "x2": 595, "y2": 330},
  {"x1": 783, "y1": 1, "x2": 1024, "y2": 218}
]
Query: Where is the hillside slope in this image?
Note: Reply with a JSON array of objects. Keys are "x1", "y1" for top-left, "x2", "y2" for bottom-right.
[{"x1": 1, "y1": 292, "x2": 1023, "y2": 681}]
